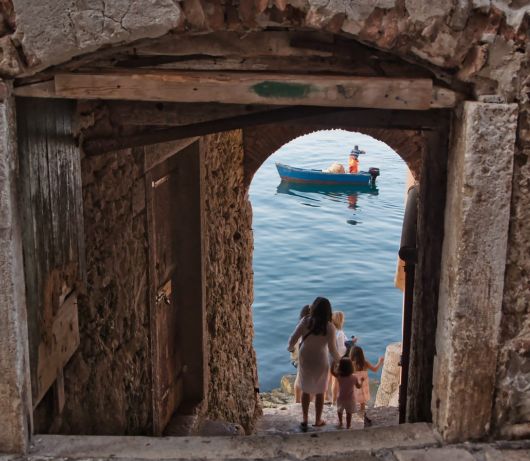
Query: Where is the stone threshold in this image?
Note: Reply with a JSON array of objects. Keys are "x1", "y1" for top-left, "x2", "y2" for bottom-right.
[
  {"x1": 2, "y1": 423, "x2": 439, "y2": 460},
  {"x1": 3, "y1": 426, "x2": 529, "y2": 461}
]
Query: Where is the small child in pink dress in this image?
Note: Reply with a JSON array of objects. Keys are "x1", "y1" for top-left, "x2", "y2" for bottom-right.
[
  {"x1": 331, "y1": 357, "x2": 364, "y2": 428},
  {"x1": 350, "y1": 346, "x2": 384, "y2": 426}
]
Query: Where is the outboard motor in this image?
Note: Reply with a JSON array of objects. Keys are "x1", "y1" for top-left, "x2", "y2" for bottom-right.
[{"x1": 368, "y1": 167, "x2": 380, "y2": 186}]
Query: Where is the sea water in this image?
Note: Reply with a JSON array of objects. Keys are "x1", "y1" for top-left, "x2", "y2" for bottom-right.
[{"x1": 249, "y1": 130, "x2": 407, "y2": 391}]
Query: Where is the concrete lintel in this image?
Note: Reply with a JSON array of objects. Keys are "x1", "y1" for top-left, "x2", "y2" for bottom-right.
[
  {"x1": 0, "y1": 85, "x2": 32, "y2": 452},
  {"x1": 432, "y1": 101, "x2": 518, "y2": 442}
]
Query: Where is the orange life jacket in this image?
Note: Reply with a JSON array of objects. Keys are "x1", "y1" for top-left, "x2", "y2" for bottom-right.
[{"x1": 349, "y1": 155, "x2": 359, "y2": 174}]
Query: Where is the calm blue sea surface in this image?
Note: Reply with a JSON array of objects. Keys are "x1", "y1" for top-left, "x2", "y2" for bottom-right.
[{"x1": 249, "y1": 130, "x2": 407, "y2": 391}]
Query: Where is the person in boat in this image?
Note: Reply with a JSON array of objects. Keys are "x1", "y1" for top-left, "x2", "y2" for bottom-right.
[
  {"x1": 349, "y1": 151, "x2": 360, "y2": 174},
  {"x1": 288, "y1": 297, "x2": 341, "y2": 430}
]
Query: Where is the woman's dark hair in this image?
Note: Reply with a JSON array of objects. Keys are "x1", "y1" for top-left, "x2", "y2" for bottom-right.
[
  {"x1": 350, "y1": 346, "x2": 366, "y2": 372},
  {"x1": 337, "y1": 357, "x2": 353, "y2": 377},
  {"x1": 299, "y1": 304, "x2": 310, "y2": 320},
  {"x1": 308, "y1": 296, "x2": 332, "y2": 336}
]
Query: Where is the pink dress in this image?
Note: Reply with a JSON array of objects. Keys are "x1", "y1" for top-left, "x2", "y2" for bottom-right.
[
  {"x1": 353, "y1": 370, "x2": 370, "y2": 405},
  {"x1": 335, "y1": 374, "x2": 361, "y2": 413},
  {"x1": 288, "y1": 317, "x2": 341, "y2": 394}
]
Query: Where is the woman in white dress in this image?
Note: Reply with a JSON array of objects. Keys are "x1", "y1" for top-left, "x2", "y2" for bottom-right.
[{"x1": 288, "y1": 297, "x2": 341, "y2": 430}]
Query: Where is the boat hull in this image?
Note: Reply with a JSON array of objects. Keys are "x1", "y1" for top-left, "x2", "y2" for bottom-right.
[{"x1": 276, "y1": 163, "x2": 373, "y2": 186}]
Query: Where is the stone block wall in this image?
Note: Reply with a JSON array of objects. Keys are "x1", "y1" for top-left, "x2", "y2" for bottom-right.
[
  {"x1": 201, "y1": 130, "x2": 261, "y2": 433},
  {"x1": 432, "y1": 102, "x2": 517, "y2": 442},
  {"x1": 60, "y1": 148, "x2": 152, "y2": 435},
  {"x1": 49, "y1": 130, "x2": 260, "y2": 436},
  {"x1": 493, "y1": 62, "x2": 530, "y2": 437},
  {"x1": 375, "y1": 342, "x2": 401, "y2": 408}
]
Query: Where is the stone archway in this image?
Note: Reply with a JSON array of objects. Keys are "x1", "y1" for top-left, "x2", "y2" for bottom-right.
[{"x1": 243, "y1": 123, "x2": 426, "y2": 184}]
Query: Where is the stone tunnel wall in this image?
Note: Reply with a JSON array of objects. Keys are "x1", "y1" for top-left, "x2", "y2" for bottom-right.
[
  {"x1": 201, "y1": 130, "x2": 261, "y2": 433},
  {"x1": 55, "y1": 131, "x2": 261, "y2": 435},
  {"x1": 59, "y1": 147, "x2": 152, "y2": 435}
]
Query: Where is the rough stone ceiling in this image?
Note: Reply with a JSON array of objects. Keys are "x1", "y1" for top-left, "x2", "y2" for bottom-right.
[{"x1": 0, "y1": 0, "x2": 526, "y2": 102}]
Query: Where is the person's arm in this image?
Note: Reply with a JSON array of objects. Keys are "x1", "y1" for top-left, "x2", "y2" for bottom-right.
[
  {"x1": 288, "y1": 318, "x2": 306, "y2": 352},
  {"x1": 327, "y1": 323, "x2": 341, "y2": 362},
  {"x1": 365, "y1": 356, "x2": 384, "y2": 372},
  {"x1": 354, "y1": 376, "x2": 363, "y2": 389}
]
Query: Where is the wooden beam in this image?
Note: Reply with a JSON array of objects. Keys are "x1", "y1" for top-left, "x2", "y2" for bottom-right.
[
  {"x1": 106, "y1": 101, "x2": 284, "y2": 126},
  {"x1": 15, "y1": 71, "x2": 462, "y2": 110},
  {"x1": 83, "y1": 106, "x2": 448, "y2": 155},
  {"x1": 14, "y1": 79, "x2": 55, "y2": 98},
  {"x1": 53, "y1": 72, "x2": 436, "y2": 110},
  {"x1": 431, "y1": 86, "x2": 463, "y2": 108},
  {"x1": 84, "y1": 106, "x2": 340, "y2": 155},
  {"x1": 136, "y1": 31, "x2": 334, "y2": 58},
  {"x1": 112, "y1": 55, "x2": 379, "y2": 76}
]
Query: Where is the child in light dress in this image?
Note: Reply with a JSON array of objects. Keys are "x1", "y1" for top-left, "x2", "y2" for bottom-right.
[
  {"x1": 349, "y1": 346, "x2": 384, "y2": 426},
  {"x1": 292, "y1": 304, "x2": 311, "y2": 403},
  {"x1": 326, "y1": 311, "x2": 348, "y2": 403},
  {"x1": 331, "y1": 357, "x2": 364, "y2": 428}
]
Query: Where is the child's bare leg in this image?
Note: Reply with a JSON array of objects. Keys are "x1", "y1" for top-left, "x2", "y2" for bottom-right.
[
  {"x1": 337, "y1": 409, "x2": 343, "y2": 428},
  {"x1": 314, "y1": 393, "x2": 325, "y2": 425},
  {"x1": 360, "y1": 403, "x2": 366, "y2": 416},
  {"x1": 332, "y1": 378, "x2": 339, "y2": 404},
  {"x1": 325, "y1": 373, "x2": 333, "y2": 401},
  {"x1": 301, "y1": 393, "x2": 310, "y2": 424},
  {"x1": 346, "y1": 412, "x2": 352, "y2": 429},
  {"x1": 361, "y1": 403, "x2": 372, "y2": 426},
  {"x1": 295, "y1": 385, "x2": 302, "y2": 403}
]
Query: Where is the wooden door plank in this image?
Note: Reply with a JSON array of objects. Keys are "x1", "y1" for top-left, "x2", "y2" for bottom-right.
[
  {"x1": 17, "y1": 99, "x2": 41, "y2": 399},
  {"x1": 53, "y1": 72, "x2": 434, "y2": 110},
  {"x1": 16, "y1": 98, "x2": 85, "y2": 406},
  {"x1": 35, "y1": 293, "x2": 80, "y2": 407},
  {"x1": 145, "y1": 167, "x2": 160, "y2": 434}
]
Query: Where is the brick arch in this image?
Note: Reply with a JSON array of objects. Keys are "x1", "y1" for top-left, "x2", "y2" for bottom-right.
[{"x1": 243, "y1": 123, "x2": 425, "y2": 186}]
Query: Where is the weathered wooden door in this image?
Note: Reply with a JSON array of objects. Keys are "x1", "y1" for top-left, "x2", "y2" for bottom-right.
[
  {"x1": 147, "y1": 155, "x2": 184, "y2": 435},
  {"x1": 17, "y1": 98, "x2": 84, "y2": 419}
]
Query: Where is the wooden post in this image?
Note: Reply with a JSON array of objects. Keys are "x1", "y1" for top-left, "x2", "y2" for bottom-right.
[
  {"x1": 0, "y1": 85, "x2": 33, "y2": 454},
  {"x1": 406, "y1": 128, "x2": 448, "y2": 423}
]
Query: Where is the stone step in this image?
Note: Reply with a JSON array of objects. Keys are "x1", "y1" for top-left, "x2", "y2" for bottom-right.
[
  {"x1": 257, "y1": 403, "x2": 398, "y2": 435},
  {"x1": 17, "y1": 423, "x2": 439, "y2": 461}
]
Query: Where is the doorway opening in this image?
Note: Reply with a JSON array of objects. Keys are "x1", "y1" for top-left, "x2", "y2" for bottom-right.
[
  {"x1": 250, "y1": 129, "x2": 412, "y2": 433},
  {"x1": 10, "y1": 28, "x2": 454, "y2": 443}
]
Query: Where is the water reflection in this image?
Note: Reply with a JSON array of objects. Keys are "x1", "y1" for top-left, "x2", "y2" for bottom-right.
[{"x1": 276, "y1": 180, "x2": 378, "y2": 218}]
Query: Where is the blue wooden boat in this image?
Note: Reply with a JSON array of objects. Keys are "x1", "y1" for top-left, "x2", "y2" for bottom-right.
[{"x1": 276, "y1": 163, "x2": 380, "y2": 186}]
